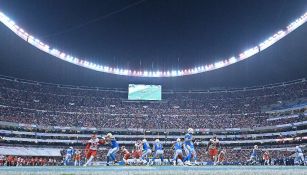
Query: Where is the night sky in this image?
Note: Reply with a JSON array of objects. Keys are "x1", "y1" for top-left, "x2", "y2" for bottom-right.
[{"x1": 0, "y1": 0, "x2": 306, "y2": 90}]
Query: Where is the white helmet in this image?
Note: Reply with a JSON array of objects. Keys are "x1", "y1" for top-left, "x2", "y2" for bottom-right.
[
  {"x1": 142, "y1": 139, "x2": 147, "y2": 143},
  {"x1": 254, "y1": 145, "x2": 258, "y2": 149},
  {"x1": 296, "y1": 146, "x2": 300, "y2": 149},
  {"x1": 106, "y1": 133, "x2": 113, "y2": 138},
  {"x1": 188, "y1": 128, "x2": 194, "y2": 134},
  {"x1": 155, "y1": 139, "x2": 160, "y2": 143},
  {"x1": 177, "y1": 138, "x2": 181, "y2": 142},
  {"x1": 69, "y1": 147, "x2": 73, "y2": 149}
]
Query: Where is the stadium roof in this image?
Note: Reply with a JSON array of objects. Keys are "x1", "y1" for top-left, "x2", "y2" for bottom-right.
[{"x1": 0, "y1": 0, "x2": 306, "y2": 89}]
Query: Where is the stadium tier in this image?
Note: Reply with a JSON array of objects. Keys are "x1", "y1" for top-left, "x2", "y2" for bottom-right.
[
  {"x1": 0, "y1": 76, "x2": 306, "y2": 129},
  {"x1": 0, "y1": 75, "x2": 306, "y2": 166}
]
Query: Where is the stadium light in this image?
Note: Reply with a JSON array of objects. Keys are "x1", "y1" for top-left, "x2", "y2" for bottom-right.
[
  {"x1": 228, "y1": 57, "x2": 237, "y2": 64},
  {"x1": 171, "y1": 70, "x2": 177, "y2": 76},
  {"x1": 0, "y1": 10, "x2": 306, "y2": 77},
  {"x1": 214, "y1": 61, "x2": 224, "y2": 69},
  {"x1": 144, "y1": 71, "x2": 148, "y2": 76}
]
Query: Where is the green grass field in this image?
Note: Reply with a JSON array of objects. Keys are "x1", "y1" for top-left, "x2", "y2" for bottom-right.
[{"x1": 0, "y1": 166, "x2": 307, "y2": 175}]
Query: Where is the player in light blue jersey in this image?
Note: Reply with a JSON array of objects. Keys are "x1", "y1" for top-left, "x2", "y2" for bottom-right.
[
  {"x1": 141, "y1": 139, "x2": 152, "y2": 165},
  {"x1": 151, "y1": 139, "x2": 164, "y2": 165},
  {"x1": 183, "y1": 128, "x2": 197, "y2": 165},
  {"x1": 295, "y1": 145, "x2": 306, "y2": 165},
  {"x1": 173, "y1": 138, "x2": 184, "y2": 166},
  {"x1": 64, "y1": 146, "x2": 74, "y2": 166},
  {"x1": 247, "y1": 145, "x2": 260, "y2": 165},
  {"x1": 105, "y1": 133, "x2": 119, "y2": 166}
]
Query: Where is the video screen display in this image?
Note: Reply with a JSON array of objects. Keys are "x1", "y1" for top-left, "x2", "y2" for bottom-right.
[{"x1": 128, "y1": 84, "x2": 162, "y2": 101}]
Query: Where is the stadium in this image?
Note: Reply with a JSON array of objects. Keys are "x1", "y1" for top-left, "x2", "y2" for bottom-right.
[{"x1": 0, "y1": 0, "x2": 307, "y2": 175}]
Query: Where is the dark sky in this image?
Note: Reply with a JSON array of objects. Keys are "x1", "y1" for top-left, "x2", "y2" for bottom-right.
[{"x1": 0, "y1": 0, "x2": 306, "y2": 90}]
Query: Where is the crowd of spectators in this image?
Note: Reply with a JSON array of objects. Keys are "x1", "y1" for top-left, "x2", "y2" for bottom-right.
[
  {"x1": 0, "y1": 155, "x2": 61, "y2": 166},
  {"x1": 0, "y1": 77, "x2": 306, "y2": 129}
]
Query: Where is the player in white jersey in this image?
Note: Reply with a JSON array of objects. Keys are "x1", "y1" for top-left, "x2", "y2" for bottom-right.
[
  {"x1": 0, "y1": 155, "x2": 4, "y2": 166},
  {"x1": 64, "y1": 147, "x2": 74, "y2": 166},
  {"x1": 295, "y1": 145, "x2": 306, "y2": 165},
  {"x1": 16, "y1": 157, "x2": 22, "y2": 166},
  {"x1": 83, "y1": 134, "x2": 105, "y2": 166}
]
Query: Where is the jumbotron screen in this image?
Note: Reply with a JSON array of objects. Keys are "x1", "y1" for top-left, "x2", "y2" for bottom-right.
[{"x1": 128, "y1": 84, "x2": 162, "y2": 101}]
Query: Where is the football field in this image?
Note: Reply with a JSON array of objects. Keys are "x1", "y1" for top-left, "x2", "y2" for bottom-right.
[{"x1": 0, "y1": 166, "x2": 307, "y2": 175}]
